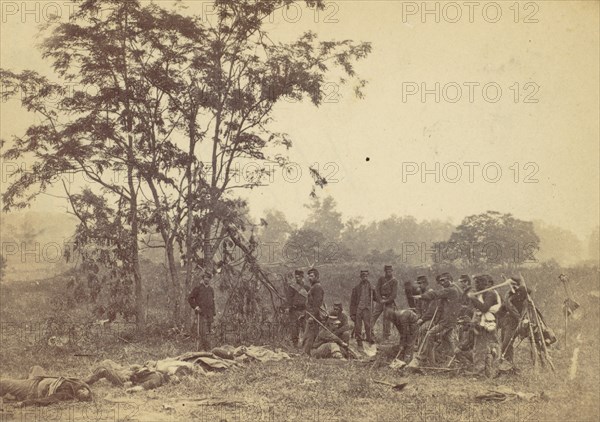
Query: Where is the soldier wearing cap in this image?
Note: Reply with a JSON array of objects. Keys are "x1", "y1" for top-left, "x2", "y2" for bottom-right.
[
  {"x1": 372, "y1": 265, "x2": 398, "y2": 342},
  {"x1": 312, "y1": 316, "x2": 347, "y2": 359},
  {"x1": 285, "y1": 270, "x2": 309, "y2": 348},
  {"x1": 303, "y1": 268, "x2": 325, "y2": 356},
  {"x1": 350, "y1": 270, "x2": 376, "y2": 347},
  {"x1": 188, "y1": 272, "x2": 216, "y2": 351}
]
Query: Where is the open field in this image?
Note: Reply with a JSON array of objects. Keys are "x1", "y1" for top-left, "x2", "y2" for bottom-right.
[{"x1": 1, "y1": 265, "x2": 599, "y2": 421}]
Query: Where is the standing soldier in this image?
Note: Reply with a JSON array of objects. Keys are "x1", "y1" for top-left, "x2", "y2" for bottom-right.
[
  {"x1": 410, "y1": 273, "x2": 461, "y2": 367},
  {"x1": 284, "y1": 270, "x2": 308, "y2": 348},
  {"x1": 498, "y1": 276, "x2": 529, "y2": 364},
  {"x1": 372, "y1": 265, "x2": 398, "y2": 342},
  {"x1": 404, "y1": 280, "x2": 418, "y2": 310},
  {"x1": 350, "y1": 270, "x2": 376, "y2": 348},
  {"x1": 457, "y1": 274, "x2": 475, "y2": 347},
  {"x1": 188, "y1": 272, "x2": 216, "y2": 351},
  {"x1": 466, "y1": 275, "x2": 501, "y2": 378},
  {"x1": 415, "y1": 275, "x2": 436, "y2": 322},
  {"x1": 303, "y1": 268, "x2": 324, "y2": 356}
]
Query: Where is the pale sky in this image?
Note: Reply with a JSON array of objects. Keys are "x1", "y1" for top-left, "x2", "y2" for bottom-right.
[{"x1": 1, "y1": 1, "x2": 598, "y2": 240}]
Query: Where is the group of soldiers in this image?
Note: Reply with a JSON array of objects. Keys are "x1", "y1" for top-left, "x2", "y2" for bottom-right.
[
  {"x1": 282, "y1": 265, "x2": 533, "y2": 378},
  {"x1": 184, "y1": 264, "x2": 535, "y2": 378}
]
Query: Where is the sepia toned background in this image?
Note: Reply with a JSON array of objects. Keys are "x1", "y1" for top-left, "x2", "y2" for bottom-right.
[{"x1": 1, "y1": 1, "x2": 598, "y2": 241}]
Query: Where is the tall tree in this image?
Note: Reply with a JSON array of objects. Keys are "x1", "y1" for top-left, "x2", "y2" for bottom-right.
[{"x1": 1, "y1": 0, "x2": 371, "y2": 326}]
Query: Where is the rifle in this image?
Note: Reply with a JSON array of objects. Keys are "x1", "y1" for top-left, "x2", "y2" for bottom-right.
[
  {"x1": 519, "y1": 273, "x2": 555, "y2": 372},
  {"x1": 305, "y1": 310, "x2": 356, "y2": 358}
]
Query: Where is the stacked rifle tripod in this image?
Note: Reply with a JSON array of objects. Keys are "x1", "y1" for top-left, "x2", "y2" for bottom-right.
[{"x1": 501, "y1": 274, "x2": 557, "y2": 372}]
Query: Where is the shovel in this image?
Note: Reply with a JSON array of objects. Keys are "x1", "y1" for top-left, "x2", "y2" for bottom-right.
[{"x1": 373, "y1": 379, "x2": 409, "y2": 391}]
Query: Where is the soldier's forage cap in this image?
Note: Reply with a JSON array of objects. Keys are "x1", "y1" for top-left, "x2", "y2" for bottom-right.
[
  {"x1": 294, "y1": 270, "x2": 304, "y2": 276},
  {"x1": 459, "y1": 274, "x2": 471, "y2": 282},
  {"x1": 417, "y1": 275, "x2": 428, "y2": 282},
  {"x1": 440, "y1": 272, "x2": 453, "y2": 281},
  {"x1": 333, "y1": 302, "x2": 343, "y2": 307},
  {"x1": 384, "y1": 265, "x2": 393, "y2": 270},
  {"x1": 308, "y1": 268, "x2": 319, "y2": 276},
  {"x1": 360, "y1": 270, "x2": 369, "y2": 275}
]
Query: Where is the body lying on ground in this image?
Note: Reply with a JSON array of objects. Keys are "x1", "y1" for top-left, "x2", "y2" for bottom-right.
[
  {"x1": 0, "y1": 366, "x2": 92, "y2": 407},
  {"x1": 84, "y1": 360, "x2": 172, "y2": 393},
  {"x1": 84, "y1": 345, "x2": 291, "y2": 392}
]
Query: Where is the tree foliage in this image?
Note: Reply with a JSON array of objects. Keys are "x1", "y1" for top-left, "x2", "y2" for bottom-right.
[
  {"x1": 435, "y1": 211, "x2": 540, "y2": 269},
  {"x1": 1, "y1": 0, "x2": 371, "y2": 325}
]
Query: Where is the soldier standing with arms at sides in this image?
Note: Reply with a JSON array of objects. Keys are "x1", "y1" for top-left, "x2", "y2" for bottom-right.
[
  {"x1": 303, "y1": 268, "x2": 324, "y2": 356},
  {"x1": 188, "y1": 272, "x2": 216, "y2": 351},
  {"x1": 350, "y1": 270, "x2": 376, "y2": 348},
  {"x1": 372, "y1": 265, "x2": 398, "y2": 342}
]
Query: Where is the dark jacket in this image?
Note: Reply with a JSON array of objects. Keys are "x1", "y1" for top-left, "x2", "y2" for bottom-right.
[
  {"x1": 306, "y1": 282, "x2": 324, "y2": 318},
  {"x1": 388, "y1": 309, "x2": 419, "y2": 339},
  {"x1": 376, "y1": 276, "x2": 398, "y2": 304},
  {"x1": 421, "y1": 283, "x2": 462, "y2": 327},
  {"x1": 498, "y1": 285, "x2": 529, "y2": 320},
  {"x1": 332, "y1": 311, "x2": 351, "y2": 335},
  {"x1": 470, "y1": 290, "x2": 500, "y2": 314},
  {"x1": 285, "y1": 283, "x2": 307, "y2": 310},
  {"x1": 188, "y1": 284, "x2": 215, "y2": 317},
  {"x1": 416, "y1": 287, "x2": 437, "y2": 322},
  {"x1": 350, "y1": 281, "x2": 376, "y2": 320}
]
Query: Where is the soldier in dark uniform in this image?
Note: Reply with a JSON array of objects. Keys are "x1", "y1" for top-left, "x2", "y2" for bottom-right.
[
  {"x1": 350, "y1": 270, "x2": 376, "y2": 347},
  {"x1": 404, "y1": 280, "x2": 418, "y2": 310},
  {"x1": 330, "y1": 302, "x2": 352, "y2": 343},
  {"x1": 415, "y1": 275, "x2": 436, "y2": 323},
  {"x1": 385, "y1": 308, "x2": 419, "y2": 362},
  {"x1": 371, "y1": 265, "x2": 398, "y2": 341},
  {"x1": 498, "y1": 276, "x2": 529, "y2": 363},
  {"x1": 188, "y1": 272, "x2": 216, "y2": 351},
  {"x1": 466, "y1": 275, "x2": 501, "y2": 378},
  {"x1": 410, "y1": 273, "x2": 461, "y2": 366},
  {"x1": 303, "y1": 268, "x2": 325, "y2": 356},
  {"x1": 457, "y1": 274, "x2": 475, "y2": 347},
  {"x1": 312, "y1": 316, "x2": 348, "y2": 359},
  {"x1": 285, "y1": 270, "x2": 308, "y2": 347}
]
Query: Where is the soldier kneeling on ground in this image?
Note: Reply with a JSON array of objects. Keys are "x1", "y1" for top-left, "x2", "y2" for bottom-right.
[{"x1": 311, "y1": 316, "x2": 349, "y2": 359}]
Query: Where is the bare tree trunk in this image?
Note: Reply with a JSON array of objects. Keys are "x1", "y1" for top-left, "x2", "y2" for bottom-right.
[{"x1": 122, "y1": 6, "x2": 144, "y2": 329}]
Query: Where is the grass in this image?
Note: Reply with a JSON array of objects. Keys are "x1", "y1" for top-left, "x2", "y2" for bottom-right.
[{"x1": 1, "y1": 266, "x2": 599, "y2": 421}]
